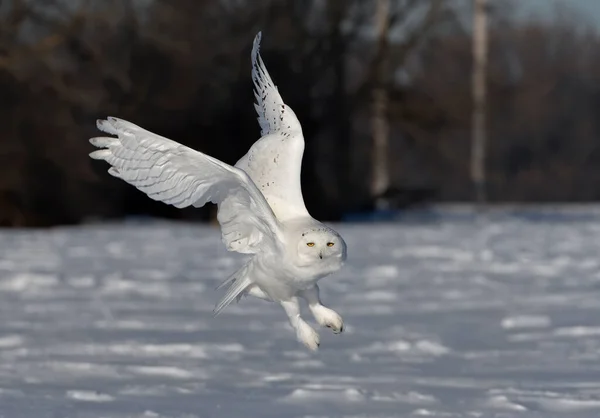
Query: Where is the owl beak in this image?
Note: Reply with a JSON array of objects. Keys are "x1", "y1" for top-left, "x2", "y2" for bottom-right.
[{"x1": 319, "y1": 252, "x2": 323, "y2": 260}]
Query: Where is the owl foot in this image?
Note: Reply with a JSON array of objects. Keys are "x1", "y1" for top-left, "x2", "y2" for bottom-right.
[
  {"x1": 312, "y1": 305, "x2": 344, "y2": 334},
  {"x1": 298, "y1": 285, "x2": 344, "y2": 335},
  {"x1": 280, "y1": 297, "x2": 320, "y2": 351},
  {"x1": 296, "y1": 320, "x2": 321, "y2": 351}
]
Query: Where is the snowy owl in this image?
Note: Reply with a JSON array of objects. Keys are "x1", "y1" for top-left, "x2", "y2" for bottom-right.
[{"x1": 89, "y1": 32, "x2": 347, "y2": 350}]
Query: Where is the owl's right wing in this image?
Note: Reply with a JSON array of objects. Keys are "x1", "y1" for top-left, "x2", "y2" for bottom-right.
[
  {"x1": 89, "y1": 117, "x2": 283, "y2": 255},
  {"x1": 235, "y1": 32, "x2": 311, "y2": 222},
  {"x1": 251, "y1": 31, "x2": 302, "y2": 137}
]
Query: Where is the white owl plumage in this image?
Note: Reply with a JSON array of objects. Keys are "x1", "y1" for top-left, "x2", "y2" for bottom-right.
[{"x1": 89, "y1": 32, "x2": 347, "y2": 350}]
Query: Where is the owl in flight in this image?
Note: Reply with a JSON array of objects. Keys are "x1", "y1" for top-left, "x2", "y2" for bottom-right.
[{"x1": 89, "y1": 32, "x2": 347, "y2": 350}]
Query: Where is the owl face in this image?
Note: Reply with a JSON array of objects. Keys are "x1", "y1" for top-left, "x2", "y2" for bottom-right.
[{"x1": 296, "y1": 228, "x2": 347, "y2": 264}]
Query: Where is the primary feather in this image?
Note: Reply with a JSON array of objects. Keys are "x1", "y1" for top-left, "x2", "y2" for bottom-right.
[{"x1": 251, "y1": 31, "x2": 303, "y2": 136}]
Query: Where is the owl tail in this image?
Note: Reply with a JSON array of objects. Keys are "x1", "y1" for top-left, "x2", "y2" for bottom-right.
[{"x1": 213, "y1": 261, "x2": 253, "y2": 316}]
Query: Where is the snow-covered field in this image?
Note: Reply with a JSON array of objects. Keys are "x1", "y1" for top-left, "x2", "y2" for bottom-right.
[{"x1": 2, "y1": 210, "x2": 600, "y2": 417}]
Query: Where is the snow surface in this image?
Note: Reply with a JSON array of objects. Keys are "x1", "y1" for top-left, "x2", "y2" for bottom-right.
[{"x1": 2, "y1": 210, "x2": 600, "y2": 417}]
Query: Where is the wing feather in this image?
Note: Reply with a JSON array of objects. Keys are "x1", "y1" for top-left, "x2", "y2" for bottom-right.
[
  {"x1": 90, "y1": 117, "x2": 283, "y2": 255},
  {"x1": 251, "y1": 31, "x2": 302, "y2": 136},
  {"x1": 235, "y1": 32, "x2": 310, "y2": 221},
  {"x1": 212, "y1": 260, "x2": 254, "y2": 316}
]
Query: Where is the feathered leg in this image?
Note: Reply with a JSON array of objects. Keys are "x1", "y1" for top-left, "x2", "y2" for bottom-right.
[
  {"x1": 280, "y1": 297, "x2": 320, "y2": 350},
  {"x1": 299, "y1": 285, "x2": 344, "y2": 334}
]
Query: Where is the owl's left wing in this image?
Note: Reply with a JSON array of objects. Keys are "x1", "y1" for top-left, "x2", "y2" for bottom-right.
[
  {"x1": 235, "y1": 32, "x2": 311, "y2": 222},
  {"x1": 89, "y1": 117, "x2": 283, "y2": 255}
]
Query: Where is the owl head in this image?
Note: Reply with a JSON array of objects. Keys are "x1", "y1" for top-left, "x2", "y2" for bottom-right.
[{"x1": 296, "y1": 227, "x2": 347, "y2": 265}]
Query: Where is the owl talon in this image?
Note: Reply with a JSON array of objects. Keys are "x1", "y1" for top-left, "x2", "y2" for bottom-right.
[{"x1": 328, "y1": 323, "x2": 344, "y2": 334}]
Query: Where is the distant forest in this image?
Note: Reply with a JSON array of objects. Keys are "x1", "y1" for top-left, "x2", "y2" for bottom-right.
[{"x1": 1, "y1": 0, "x2": 599, "y2": 227}]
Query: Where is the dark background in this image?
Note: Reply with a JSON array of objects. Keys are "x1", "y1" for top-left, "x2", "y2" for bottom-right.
[{"x1": 0, "y1": 0, "x2": 598, "y2": 227}]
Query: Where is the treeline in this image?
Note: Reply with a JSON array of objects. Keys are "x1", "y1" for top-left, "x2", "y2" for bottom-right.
[{"x1": 0, "y1": 0, "x2": 598, "y2": 226}]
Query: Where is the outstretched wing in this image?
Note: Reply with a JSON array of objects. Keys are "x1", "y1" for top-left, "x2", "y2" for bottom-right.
[
  {"x1": 89, "y1": 117, "x2": 283, "y2": 255},
  {"x1": 235, "y1": 32, "x2": 310, "y2": 222}
]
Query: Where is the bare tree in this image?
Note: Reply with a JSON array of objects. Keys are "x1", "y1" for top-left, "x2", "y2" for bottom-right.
[
  {"x1": 371, "y1": 0, "x2": 391, "y2": 208},
  {"x1": 471, "y1": 0, "x2": 488, "y2": 204}
]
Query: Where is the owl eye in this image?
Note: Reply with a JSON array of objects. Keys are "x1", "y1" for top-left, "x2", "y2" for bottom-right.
[
  {"x1": 327, "y1": 242, "x2": 335, "y2": 247},
  {"x1": 306, "y1": 242, "x2": 315, "y2": 247}
]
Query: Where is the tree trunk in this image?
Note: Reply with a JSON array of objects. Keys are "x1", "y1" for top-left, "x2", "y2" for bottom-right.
[
  {"x1": 471, "y1": 0, "x2": 488, "y2": 204},
  {"x1": 371, "y1": 0, "x2": 391, "y2": 209}
]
